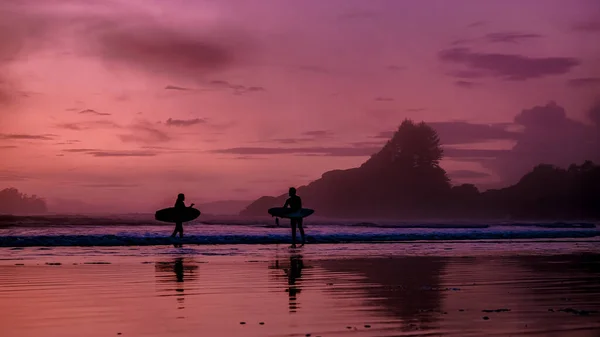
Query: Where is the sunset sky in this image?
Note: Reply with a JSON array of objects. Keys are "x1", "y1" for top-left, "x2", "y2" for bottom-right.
[{"x1": 1, "y1": 0, "x2": 599, "y2": 212}]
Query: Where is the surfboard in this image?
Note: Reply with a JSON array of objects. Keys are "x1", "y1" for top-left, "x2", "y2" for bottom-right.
[
  {"x1": 268, "y1": 207, "x2": 314, "y2": 219},
  {"x1": 155, "y1": 207, "x2": 201, "y2": 223}
]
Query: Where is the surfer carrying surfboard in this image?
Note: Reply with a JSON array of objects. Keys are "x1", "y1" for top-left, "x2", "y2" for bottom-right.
[
  {"x1": 283, "y1": 187, "x2": 306, "y2": 246},
  {"x1": 170, "y1": 193, "x2": 194, "y2": 238}
]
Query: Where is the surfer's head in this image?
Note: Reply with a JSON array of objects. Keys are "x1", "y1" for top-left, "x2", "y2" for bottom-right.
[
  {"x1": 177, "y1": 193, "x2": 185, "y2": 201},
  {"x1": 288, "y1": 187, "x2": 296, "y2": 196}
]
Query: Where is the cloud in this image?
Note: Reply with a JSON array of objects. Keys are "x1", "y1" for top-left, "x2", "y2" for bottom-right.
[
  {"x1": 405, "y1": 108, "x2": 426, "y2": 112},
  {"x1": 88, "y1": 150, "x2": 157, "y2": 157},
  {"x1": 56, "y1": 120, "x2": 120, "y2": 130},
  {"x1": 375, "y1": 97, "x2": 394, "y2": 102},
  {"x1": 211, "y1": 146, "x2": 380, "y2": 157},
  {"x1": 0, "y1": 1, "x2": 247, "y2": 89},
  {"x1": 165, "y1": 118, "x2": 206, "y2": 127},
  {"x1": 0, "y1": 171, "x2": 30, "y2": 181},
  {"x1": 118, "y1": 121, "x2": 172, "y2": 144},
  {"x1": 572, "y1": 21, "x2": 600, "y2": 33},
  {"x1": 165, "y1": 85, "x2": 192, "y2": 91},
  {"x1": 208, "y1": 80, "x2": 266, "y2": 95},
  {"x1": 0, "y1": 133, "x2": 56, "y2": 140},
  {"x1": 467, "y1": 21, "x2": 486, "y2": 28},
  {"x1": 472, "y1": 101, "x2": 600, "y2": 183},
  {"x1": 302, "y1": 130, "x2": 334, "y2": 138},
  {"x1": 93, "y1": 22, "x2": 241, "y2": 79},
  {"x1": 439, "y1": 48, "x2": 580, "y2": 80},
  {"x1": 484, "y1": 32, "x2": 543, "y2": 44},
  {"x1": 444, "y1": 148, "x2": 510, "y2": 158},
  {"x1": 79, "y1": 109, "x2": 110, "y2": 116},
  {"x1": 0, "y1": 145, "x2": 18, "y2": 149},
  {"x1": 264, "y1": 130, "x2": 335, "y2": 145},
  {"x1": 373, "y1": 121, "x2": 519, "y2": 146},
  {"x1": 81, "y1": 183, "x2": 139, "y2": 188},
  {"x1": 454, "y1": 80, "x2": 480, "y2": 88},
  {"x1": 62, "y1": 148, "x2": 157, "y2": 157},
  {"x1": 448, "y1": 170, "x2": 491, "y2": 179},
  {"x1": 568, "y1": 77, "x2": 600, "y2": 87},
  {"x1": 62, "y1": 148, "x2": 99, "y2": 153}
]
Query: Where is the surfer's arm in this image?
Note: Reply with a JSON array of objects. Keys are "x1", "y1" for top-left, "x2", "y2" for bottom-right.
[
  {"x1": 189, "y1": 203, "x2": 195, "y2": 208},
  {"x1": 283, "y1": 199, "x2": 289, "y2": 208}
]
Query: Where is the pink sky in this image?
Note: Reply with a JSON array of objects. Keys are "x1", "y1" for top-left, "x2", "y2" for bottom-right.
[{"x1": 1, "y1": 0, "x2": 599, "y2": 212}]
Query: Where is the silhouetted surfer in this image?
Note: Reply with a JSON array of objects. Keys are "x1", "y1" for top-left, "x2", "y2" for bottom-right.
[
  {"x1": 171, "y1": 193, "x2": 194, "y2": 238},
  {"x1": 283, "y1": 187, "x2": 305, "y2": 246}
]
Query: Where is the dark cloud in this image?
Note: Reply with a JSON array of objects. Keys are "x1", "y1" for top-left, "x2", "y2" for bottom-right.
[
  {"x1": 0, "y1": 1, "x2": 247, "y2": 92},
  {"x1": 405, "y1": 108, "x2": 426, "y2": 113},
  {"x1": 88, "y1": 150, "x2": 157, "y2": 157},
  {"x1": 93, "y1": 23, "x2": 240, "y2": 79},
  {"x1": 0, "y1": 133, "x2": 56, "y2": 140},
  {"x1": 572, "y1": 21, "x2": 600, "y2": 33},
  {"x1": 208, "y1": 80, "x2": 265, "y2": 95},
  {"x1": 373, "y1": 121, "x2": 519, "y2": 146},
  {"x1": 232, "y1": 156, "x2": 268, "y2": 160},
  {"x1": 165, "y1": 118, "x2": 206, "y2": 127},
  {"x1": 448, "y1": 170, "x2": 492, "y2": 179},
  {"x1": 65, "y1": 108, "x2": 78, "y2": 111},
  {"x1": 439, "y1": 47, "x2": 580, "y2": 80},
  {"x1": 302, "y1": 130, "x2": 334, "y2": 138},
  {"x1": 62, "y1": 148, "x2": 157, "y2": 157},
  {"x1": 56, "y1": 120, "x2": 120, "y2": 130},
  {"x1": 0, "y1": 145, "x2": 18, "y2": 149},
  {"x1": 211, "y1": 146, "x2": 379, "y2": 157},
  {"x1": 375, "y1": 97, "x2": 394, "y2": 102},
  {"x1": 165, "y1": 85, "x2": 192, "y2": 91},
  {"x1": 454, "y1": 80, "x2": 480, "y2": 88},
  {"x1": 265, "y1": 130, "x2": 335, "y2": 145},
  {"x1": 62, "y1": 148, "x2": 99, "y2": 153},
  {"x1": 472, "y1": 101, "x2": 600, "y2": 183},
  {"x1": 444, "y1": 148, "x2": 510, "y2": 158},
  {"x1": 484, "y1": 32, "x2": 543, "y2": 44},
  {"x1": 118, "y1": 122, "x2": 171, "y2": 144},
  {"x1": 79, "y1": 109, "x2": 110, "y2": 116},
  {"x1": 568, "y1": 77, "x2": 600, "y2": 87}
]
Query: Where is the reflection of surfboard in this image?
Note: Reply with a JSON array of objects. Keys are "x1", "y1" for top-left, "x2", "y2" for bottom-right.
[
  {"x1": 155, "y1": 207, "x2": 201, "y2": 223},
  {"x1": 268, "y1": 207, "x2": 314, "y2": 219}
]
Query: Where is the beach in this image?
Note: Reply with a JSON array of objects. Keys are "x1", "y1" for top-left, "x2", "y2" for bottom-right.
[{"x1": 1, "y1": 239, "x2": 599, "y2": 337}]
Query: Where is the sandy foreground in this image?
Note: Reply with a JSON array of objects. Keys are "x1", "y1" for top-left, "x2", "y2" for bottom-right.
[{"x1": 0, "y1": 243, "x2": 599, "y2": 337}]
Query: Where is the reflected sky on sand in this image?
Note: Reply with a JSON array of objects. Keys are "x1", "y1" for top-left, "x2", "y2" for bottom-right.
[{"x1": 0, "y1": 246, "x2": 599, "y2": 337}]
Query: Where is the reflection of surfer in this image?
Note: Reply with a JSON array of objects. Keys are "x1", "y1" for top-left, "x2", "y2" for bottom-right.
[
  {"x1": 171, "y1": 193, "x2": 194, "y2": 238},
  {"x1": 283, "y1": 187, "x2": 305, "y2": 246},
  {"x1": 285, "y1": 254, "x2": 304, "y2": 313}
]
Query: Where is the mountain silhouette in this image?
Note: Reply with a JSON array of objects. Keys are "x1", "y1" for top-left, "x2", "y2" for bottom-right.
[{"x1": 241, "y1": 120, "x2": 600, "y2": 220}]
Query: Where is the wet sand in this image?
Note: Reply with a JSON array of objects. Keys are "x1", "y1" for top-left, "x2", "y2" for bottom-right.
[{"x1": 0, "y1": 245, "x2": 599, "y2": 336}]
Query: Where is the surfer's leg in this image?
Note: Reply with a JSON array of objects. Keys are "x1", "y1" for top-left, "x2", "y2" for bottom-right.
[
  {"x1": 177, "y1": 223, "x2": 184, "y2": 238},
  {"x1": 290, "y1": 219, "x2": 297, "y2": 246},
  {"x1": 298, "y1": 218, "x2": 305, "y2": 244}
]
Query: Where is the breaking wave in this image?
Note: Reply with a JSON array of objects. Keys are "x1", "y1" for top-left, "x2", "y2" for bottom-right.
[{"x1": 1, "y1": 230, "x2": 599, "y2": 247}]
